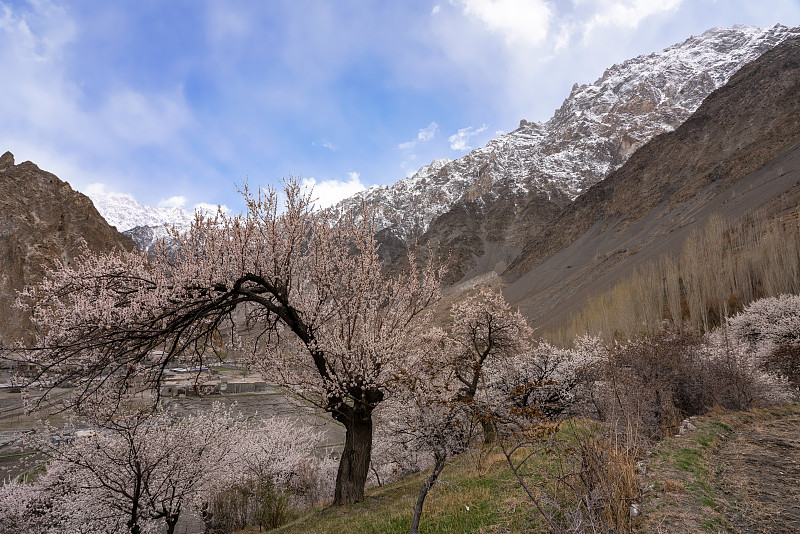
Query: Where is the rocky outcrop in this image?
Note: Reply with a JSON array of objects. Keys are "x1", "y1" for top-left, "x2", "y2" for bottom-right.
[{"x1": 0, "y1": 153, "x2": 135, "y2": 345}]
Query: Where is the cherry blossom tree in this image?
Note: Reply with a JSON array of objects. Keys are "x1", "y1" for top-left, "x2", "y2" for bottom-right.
[
  {"x1": 449, "y1": 288, "x2": 533, "y2": 442},
  {"x1": 728, "y1": 294, "x2": 800, "y2": 391},
  {"x1": 0, "y1": 476, "x2": 42, "y2": 533},
  {"x1": 3, "y1": 406, "x2": 329, "y2": 533},
  {"x1": 489, "y1": 336, "x2": 603, "y2": 421},
  {"x1": 26, "y1": 405, "x2": 241, "y2": 534},
  {"x1": 728, "y1": 293, "x2": 800, "y2": 350},
  {"x1": 372, "y1": 290, "x2": 543, "y2": 533},
  {"x1": 372, "y1": 329, "x2": 475, "y2": 534},
  {"x1": 201, "y1": 415, "x2": 336, "y2": 531},
  {"x1": 18, "y1": 179, "x2": 442, "y2": 505}
]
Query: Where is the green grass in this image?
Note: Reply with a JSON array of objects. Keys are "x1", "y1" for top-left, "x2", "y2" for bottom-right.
[
  {"x1": 271, "y1": 450, "x2": 541, "y2": 534},
  {"x1": 267, "y1": 419, "x2": 631, "y2": 534},
  {"x1": 674, "y1": 448, "x2": 703, "y2": 472},
  {"x1": 650, "y1": 422, "x2": 729, "y2": 522}
]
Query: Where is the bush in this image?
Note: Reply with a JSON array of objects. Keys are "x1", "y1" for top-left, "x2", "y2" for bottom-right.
[
  {"x1": 764, "y1": 342, "x2": 800, "y2": 392},
  {"x1": 587, "y1": 330, "x2": 765, "y2": 438},
  {"x1": 499, "y1": 419, "x2": 642, "y2": 534},
  {"x1": 203, "y1": 476, "x2": 292, "y2": 533}
]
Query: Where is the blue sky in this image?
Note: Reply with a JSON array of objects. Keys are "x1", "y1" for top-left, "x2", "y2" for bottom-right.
[{"x1": 2, "y1": 0, "x2": 799, "y2": 213}]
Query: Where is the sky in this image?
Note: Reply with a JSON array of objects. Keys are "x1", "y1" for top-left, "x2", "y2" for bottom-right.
[{"x1": 1, "y1": 0, "x2": 799, "y2": 213}]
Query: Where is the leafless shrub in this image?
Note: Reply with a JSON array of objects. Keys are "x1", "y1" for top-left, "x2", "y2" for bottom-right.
[
  {"x1": 585, "y1": 330, "x2": 765, "y2": 439},
  {"x1": 499, "y1": 416, "x2": 643, "y2": 533},
  {"x1": 763, "y1": 342, "x2": 800, "y2": 393},
  {"x1": 203, "y1": 476, "x2": 292, "y2": 533}
]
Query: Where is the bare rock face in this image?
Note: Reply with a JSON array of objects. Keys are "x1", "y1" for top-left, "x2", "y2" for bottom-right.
[{"x1": 0, "y1": 154, "x2": 135, "y2": 345}]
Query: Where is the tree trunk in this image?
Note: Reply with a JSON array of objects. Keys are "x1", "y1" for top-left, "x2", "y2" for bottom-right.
[
  {"x1": 333, "y1": 407, "x2": 373, "y2": 505},
  {"x1": 128, "y1": 468, "x2": 142, "y2": 534},
  {"x1": 410, "y1": 454, "x2": 447, "y2": 534},
  {"x1": 480, "y1": 418, "x2": 496, "y2": 444},
  {"x1": 165, "y1": 513, "x2": 179, "y2": 534}
]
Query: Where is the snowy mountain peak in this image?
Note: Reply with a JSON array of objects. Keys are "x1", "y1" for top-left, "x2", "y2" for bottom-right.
[
  {"x1": 87, "y1": 189, "x2": 196, "y2": 233},
  {"x1": 333, "y1": 24, "x2": 800, "y2": 242},
  {"x1": 84, "y1": 25, "x2": 799, "y2": 250}
]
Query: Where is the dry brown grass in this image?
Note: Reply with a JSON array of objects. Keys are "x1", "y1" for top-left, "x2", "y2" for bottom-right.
[
  {"x1": 660, "y1": 478, "x2": 684, "y2": 493},
  {"x1": 638, "y1": 404, "x2": 800, "y2": 533}
]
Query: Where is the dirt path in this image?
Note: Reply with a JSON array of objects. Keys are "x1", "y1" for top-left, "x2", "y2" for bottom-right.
[
  {"x1": 638, "y1": 405, "x2": 800, "y2": 533},
  {"x1": 715, "y1": 413, "x2": 800, "y2": 533}
]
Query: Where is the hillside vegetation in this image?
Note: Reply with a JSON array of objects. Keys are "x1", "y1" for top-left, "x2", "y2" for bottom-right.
[
  {"x1": 550, "y1": 208, "x2": 800, "y2": 344},
  {"x1": 264, "y1": 404, "x2": 800, "y2": 534}
]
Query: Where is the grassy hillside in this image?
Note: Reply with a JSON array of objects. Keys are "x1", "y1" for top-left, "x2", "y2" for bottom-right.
[
  {"x1": 271, "y1": 449, "x2": 541, "y2": 534},
  {"x1": 255, "y1": 404, "x2": 800, "y2": 534}
]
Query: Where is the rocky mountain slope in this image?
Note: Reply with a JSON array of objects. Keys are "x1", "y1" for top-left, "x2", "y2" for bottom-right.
[
  {"x1": 335, "y1": 24, "x2": 799, "y2": 247},
  {"x1": 502, "y1": 34, "x2": 800, "y2": 330},
  {"x1": 0, "y1": 153, "x2": 135, "y2": 346}
]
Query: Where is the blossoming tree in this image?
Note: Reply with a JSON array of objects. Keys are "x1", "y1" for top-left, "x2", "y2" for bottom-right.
[
  {"x1": 449, "y1": 288, "x2": 533, "y2": 442},
  {"x1": 18, "y1": 180, "x2": 442, "y2": 505}
]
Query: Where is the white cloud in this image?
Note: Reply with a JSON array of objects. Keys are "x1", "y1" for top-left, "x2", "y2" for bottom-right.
[
  {"x1": 0, "y1": 1, "x2": 195, "y2": 200},
  {"x1": 301, "y1": 171, "x2": 366, "y2": 209},
  {"x1": 454, "y1": 0, "x2": 553, "y2": 47},
  {"x1": 418, "y1": 121, "x2": 439, "y2": 141},
  {"x1": 158, "y1": 195, "x2": 187, "y2": 209},
  {"x1": 398, "y1": 121, "x2": 439, "y2": 149},
  {"x1": 448, "y1": 124, "x2": 488, "y2": 151},
  {"x1": 205, "y1": 0, "x2": 252, "y2": 43},
  {"x1": 432, "y1": 4, "x2": 442, "y2": 15},
  {"x1": 322, "y1": 141, "x2": 336, "y2": 151},
  {"x1": 101, "y1": 90, "x2": 192, "y2": 146},
  {"x1": 84, "y1": 182, "x2": 134, "y2": 201},
  {"x1": 582, "y1": 0, "x2": 684, "y2": 40},
  {"x1": 398, "y1": 140, "x2": 417, "y2": 150}
]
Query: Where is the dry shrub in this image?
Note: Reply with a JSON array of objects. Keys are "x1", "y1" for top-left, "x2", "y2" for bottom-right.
[
  {"x1": 562, "y1": 421, "x2": 642, "y2": 532},
  {"x1": 588, "y1": 330, "x2": 762, "y2": 438},
  {"x1": 499, "y1": 418, "x2": 643, "y2": 533},
  {"x1": 203, "y1": 476, "x2": 292, "y2": 533},
  {"x1": 203, "y1": 458, "x2": 336, "y2": 533},
  {"x1": 763, "y1": 342, "x2": 800, "y2": 392},
  {"x1": 588, "y1": 331, "x2": 701, "y2": 438}
]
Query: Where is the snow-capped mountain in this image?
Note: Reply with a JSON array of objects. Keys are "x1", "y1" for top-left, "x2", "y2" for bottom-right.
[
  {"x1": 84, "y1": 24, "x2": 798, "y2": 253},
  {"x1": 89, "y1": 190, "x2": 195, "y2": 233},
  {"x1": 87, "y1": 190, "x2": 197, "y2": 251},
  {"x1": 334, "y1": 24, "x2": 799, "y2": 242}
]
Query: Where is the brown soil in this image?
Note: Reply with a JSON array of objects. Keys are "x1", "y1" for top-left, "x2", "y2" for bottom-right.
[
  {"x1": 715, "y1": 412, "x2": 800, "y2": 533},
  {"x1": 639, "y1": 404, "x2": 800, "y2": 533}
]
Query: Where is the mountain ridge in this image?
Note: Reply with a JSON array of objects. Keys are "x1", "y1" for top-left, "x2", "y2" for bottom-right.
[
  {"x1": 501, "y1": 34, "x2": 800, "y2": 331},
  {"x1": 333, "y1": 23, "x2": 799, "y2": 246},
  {"x1": 0, "y1": 153, "x2": 135, "y2": 345}
]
